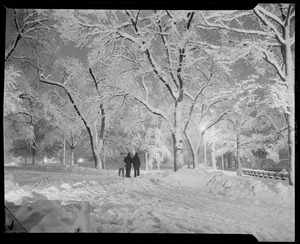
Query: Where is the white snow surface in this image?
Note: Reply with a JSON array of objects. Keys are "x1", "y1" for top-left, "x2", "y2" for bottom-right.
[{"x1": 4, "y1": 164, "x2": 295, "y2": 241}]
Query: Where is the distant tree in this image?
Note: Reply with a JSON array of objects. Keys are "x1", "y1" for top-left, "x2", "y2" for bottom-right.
[
  {"x1": 212, "y1": 75, "x2": 284, "y2": 175},
  {"x1": 140, "y1": 122, "x2": 172, "y2": 171}
]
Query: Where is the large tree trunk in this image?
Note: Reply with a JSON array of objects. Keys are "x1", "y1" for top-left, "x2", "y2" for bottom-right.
[
  {"x1": 32, "y1": 142, "x2": 36, "y2": 165},
  {"x1": 221, "y1": 154, "x2": 224, "y2": 170},
  {"x1": 286, "y1": 112, "x2": 295, "y2": 186},
  {"x1": 86, "y1": 125, "x2": 101, "y2": 170},
  {"x1": 284, "y1": 13, "x2": 295, "y2": 186},
  {"x1": 184, "y1": 131, "x2": 198, "y2": 169},
  {"x1": 172, "y1": 132, "x2": 184, "y2": 172},
  {"x1": 172, "y1": 102, "x2": 184, "y2": 172},
  {"x1": 89, "y1": 121, "x2": 105, "y2": 170}
]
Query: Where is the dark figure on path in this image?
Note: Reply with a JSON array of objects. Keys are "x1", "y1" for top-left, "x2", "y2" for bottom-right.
[
  {"x1": 133, "y1": 152, "x2": 141, "y2": 177},
  {"x1": 117, "y1": 152, "x2": 125, "y2": 177},
  {"x1": 124, "y1": 153, "x2": 133, "y2": 178}
]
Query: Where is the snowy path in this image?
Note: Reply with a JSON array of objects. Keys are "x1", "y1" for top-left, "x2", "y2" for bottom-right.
[{"x1": 31, "y1": 176, "x2": 294, "y2": 241}]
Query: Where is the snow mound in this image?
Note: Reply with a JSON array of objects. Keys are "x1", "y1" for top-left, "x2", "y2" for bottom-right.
[
  {"x1": 143, "y1": 169, "x2": 294, "y2": 206},
  {"x1": 205, "y1": 173, "x2": 294, "y2": 206},
  {"x1": 19, "y1": 163, "x2": 68, "y2": 173},
  {"x1": 66, "y1": 166, "x2": 115, "y2": 177},
  {"x1": 159, "y1": 169, "x2": 216, "y2": 188},
  {"x1": 5, "y1": 161, "x2": 21, "y2": 167},
  {"x1": 139, "y1": 171, "x2": 171, "y2": 182},
  {"x1": 5, "y1": 190, "x2": 92, "y2": 232},
  {"x1": 5, "y1": 172, "x2": 19, "y2": 194}
]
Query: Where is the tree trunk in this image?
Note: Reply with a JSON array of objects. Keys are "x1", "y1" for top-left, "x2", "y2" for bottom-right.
[
  {"x1": 286, "y1": 112, "x2": 295, "y2": 186},
  {"x1": 172, "y1": 133, "x2": 178, "y2": 172},
  {"x1": 70, "y1": 147, "x2": 74, "y2": 166},
  {"x1": 63, "y1": 132, "x2": 66, "y2": 165},
  {"x1": 32, "y1": 149, "x2": 35, "y2": 165},
  {"x1": 221, "y1": 155, "x2": 224, "y2": 170},
  {"x1": 5, "y1": 33, "x2": 22, "y2": 61},
  {"x1": 172, "y1": 103, "x2": 185, "y2": 172},
  {"x1": 226, "y1": 154, "x2": 230, "y2": 169},
  {"x1": 86, "y1": 124, "x2": 102, "y2": 170},
  {"x1": 211, "y1": 140, "x2": 216, "y2": 170},
  {"x1": 32, "y1": 142, "x2": 36, "y2": 165},
  {"x1": 236, "y1": 134, "x2": 242, "y2": 176},
  {"x1": 184, "y1": 131, "x2": 196, "y2": 169},
  {"x1": 87, "y1": 131, "x2": 100, "y2": 169},
  {"x1": 172, "y1": 133, "x2": 184, "y2": 172},
  {"x1": 204, "y1": 137, "x2": 207, "y2": 170},
  {"x1": 284, "y1": 16, "x2": 295, "y2": 186},
  {"x1": 91, "y1": 121, "x2": 104, "y2": 170},
  {"x1": 145, "y1": 151, "x2": 148, "y2": 171}
]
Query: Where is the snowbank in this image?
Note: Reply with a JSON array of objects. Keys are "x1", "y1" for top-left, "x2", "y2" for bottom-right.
[
  {"x1": 204, "y1": 173, "x2": 294, "y2": 206},
  {"x1": 4, "y1": 172, "x2": 19, "y2": 194},
  {"x1": 4, "y1": 161, "x2": 22, "y2": 167},
  {"x1": 5, "y1": 188, "x2": 92, "y2": 233},
  {"x1": 158, "y1": 168, "x2": 213, "y2": 188},
  {"x1": 139, "y1": 169, "x2": 294, "y2": 207}
]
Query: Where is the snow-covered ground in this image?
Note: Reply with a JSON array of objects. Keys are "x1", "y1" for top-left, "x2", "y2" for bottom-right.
[{"x1": 4, "y1": 163, "x2": 295, "y2": 241}]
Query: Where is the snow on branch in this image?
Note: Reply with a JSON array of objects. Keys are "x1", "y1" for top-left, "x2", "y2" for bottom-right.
[
  {"x1": 255, "y1": 46, "x2": 285, "y2": 80},
  {"x1": 253, "y1": 7, "x2": 285, "y2": 45},
  {"x1": 112, "y1": 90, "x2": 174, "y2": 133},
  {"x1": 198, "y1": 12, "x2": 272, "y2": 37},
  {"x1": 201, "y1": 111, "x2": 228, "y2": 137},
  {"x1": 255, "y1": 6, "x2": 284, "y2": 27}
]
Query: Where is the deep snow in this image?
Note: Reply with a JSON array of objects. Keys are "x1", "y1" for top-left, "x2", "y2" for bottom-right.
[{"x1": 4, "y1": 163, "x2": 295, "y2": 241}]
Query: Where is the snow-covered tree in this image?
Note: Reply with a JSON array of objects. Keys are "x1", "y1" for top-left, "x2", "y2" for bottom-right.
[
  {"x1": 5, "y1": 9, "x2": 56, "y2": 62},
  {"x1": 51, "y1": 9, "x2": 242, "y2": 171},
  {"x1": 198, "y1": 4, "x2": 295, "y2": 184},
  {"x1": 212, "y1": 75, "x2": 285, "y2": 175},
  {"x1": 36, "y1": 56, "x2": 105, "y2": 169}
]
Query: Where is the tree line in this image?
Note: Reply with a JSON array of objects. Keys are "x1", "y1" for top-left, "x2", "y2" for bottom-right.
[{"x1": 4, "y1": 5, "x2": 295, "y2": 185}]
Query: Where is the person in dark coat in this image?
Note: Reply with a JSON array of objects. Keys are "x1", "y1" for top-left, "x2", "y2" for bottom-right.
[
  {"x1": 124, "y1": 153, "x2": 133, "y2": 178},
  {"x1": 132, "y1": 152, "x2": 141, "y2": 177}
]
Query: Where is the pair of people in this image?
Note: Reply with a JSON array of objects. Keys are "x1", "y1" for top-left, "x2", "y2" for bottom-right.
[{"x1": 118, "y1": 152, "x2": 140, "y2": 178}]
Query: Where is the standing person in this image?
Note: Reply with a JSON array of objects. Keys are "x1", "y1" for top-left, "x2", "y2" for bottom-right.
[
  {"x1": 117, "y1": 152, "x2": 125, "y2": 177},
  {"x1": 124, "y1": 153, "x2": 133, "y2": 178},
  {"x1": 133, "y1": 152, "x2": 141, "y2": 177}
]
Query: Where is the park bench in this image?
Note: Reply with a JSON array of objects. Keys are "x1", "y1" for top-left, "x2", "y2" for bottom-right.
[
  {"x1": 281, "y1": 173, "x2": 289, "y2": 181},
  {"x1": 263, "y1": 171, "x2": 268, "y2": 178},
  {"x1": 268, "y1": 172, "x2": 275, "y2": 179},
  {"x1": 274, "y1": 172, "x2": 281, "y2": 180}
]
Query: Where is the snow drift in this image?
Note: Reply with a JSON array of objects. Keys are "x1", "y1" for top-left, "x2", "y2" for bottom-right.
[
  {"x1": 5, "y1": 189, "x2": 92, "y2": 232},
  {"x1": 146, "y1": 169, "x2": 294, "y2": 207}
]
